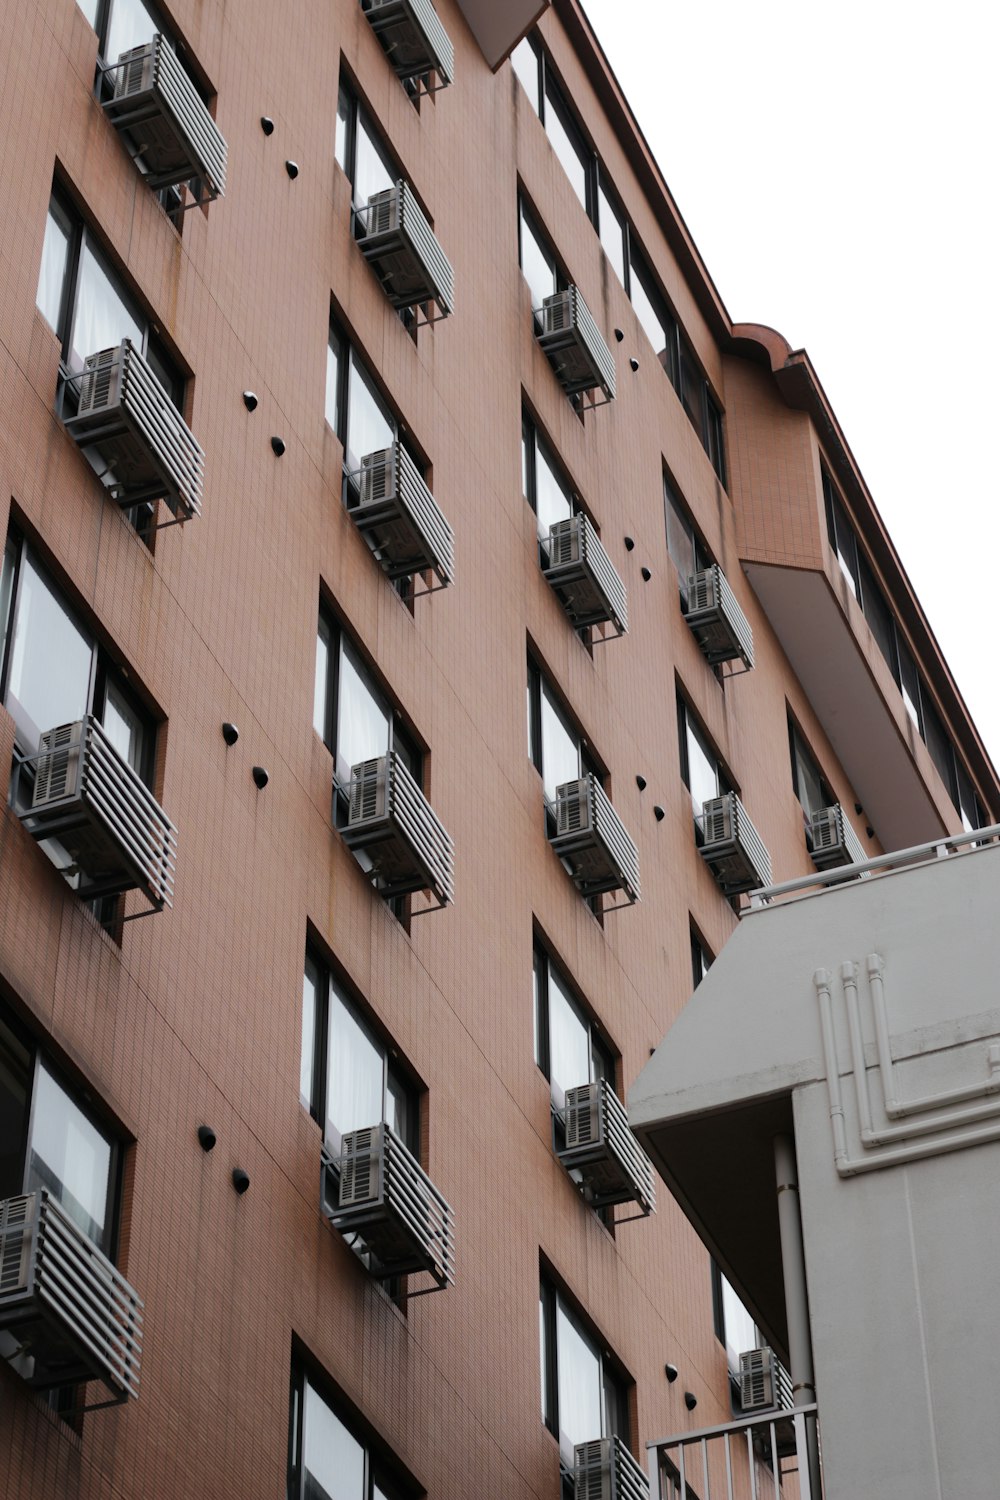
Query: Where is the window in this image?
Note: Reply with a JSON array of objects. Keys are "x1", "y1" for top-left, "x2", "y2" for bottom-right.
[
  {"x1": 540, "y1": 1277, "x2": 629, "y2": 1480},
  {"x1": 518, "y1": 196, "x2": 562, "y2": 322},
  {"x1": 522, "y1": 411, "x2": 580, "y2": 557},
  {"x1": 677, "y1": 694, "x2": 730, "y2": 830},
  {"x1": 0, "y1": 533, "x2": 153, "y2": 782},
  {"x1": 288, "y1": 1366, "x2": 409, "y2": 1500},
  {"x1": 664, "y1": 474, "x2": 711, "y2": 605},
  {"x1": 510, "y1": 33, "x2": 726, "y2": 481},
  {"x1": 314, "y1": 609, "x2": 420, "y2": 820},
  {"x1": 690, "y1": 928, "x2": 712, "y2": 989},
  {"x1": 326, "y1": 324, "x2": 401, "y2": 491},
  {"x1": 301, "y1": 951, "x2": 417, "y2": 1159},
  {"x1": 533, "y1": 945, "x2": 612, "y2": 1115},
  {"x1": 821, "y1": 471, "x2": 989, "y2": 829},
  {"x1": 0, "y1": 1006, "x2": 119, "y2": 1258},
  {"x1": 335, "y1": 81, "x2": 397, "y2": 223},
  {"x1": 788, "y1": 720, "x2": 833, "y2": 824},
  {"x1": 712, "y1": 1262, "x2": 761, "y2": 1391},
  {"x1": 527, "y1": 659, "x2": 596, "y2": 808},
  {"x1": 510, "y1": 38, "x2": 591, "y2": 214}
]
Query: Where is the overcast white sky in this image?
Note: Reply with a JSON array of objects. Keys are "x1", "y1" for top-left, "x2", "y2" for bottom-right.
[{"x1": 581, "y1": 0, "x2": 1000, "y2": 775}]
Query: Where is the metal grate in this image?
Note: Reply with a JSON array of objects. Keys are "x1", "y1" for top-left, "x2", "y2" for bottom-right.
[
  {"x1": 355, "y1": 443, "x2": 454, "y2": 587},
  {"x1": 699, "y1": 792, "x2": 772, "y2": 895},
  {"x1": 574, "y1": 1437, "x2": 649, "y2": 1500},
  {"x1": 358, "y1": 181, "x2": 454, "y2": 316},
  {"x1": 537, "y1": 287, "x2": 616, "y2": 401},
  {"x1": 738, "y1": 1347, "x2": 776, "y2": 1411},
  {"x1": 342, "y1": 751, "x2": 454, "y2": 907},
  {"x1": 544, "y1": 515, "x2": 627, "y2": 635},
  {"x1": 0, "y1": 1192, "x2": 143, "y2": 1405},
  {"x1": 550, "y1": 775, "x2": 640, "y2": 905},
  {"x1": 360, "y1": 0, "x2": 454, "y2": 87},
  {"x1": 560, "y1": 1079, "x2": 656, "y2": 1215},
  {"x1": 20, "y1": 716, "x2": 177, "y2": 912},
  {"x1": 65, "y1": 339, "x2": 205, "y2": 521},
  {"x1": 324, "y1": 1124, "x2": 455, "y2": 1293},
  {"x1": 809, "y1": 804, "x2": 870, "y2": 874},
  {"x1": 684, "y1": 564, "x2": 754, "y2": 670},
  {"x1": 104, "y1": 33, "x2": 227, "y2": 197}
]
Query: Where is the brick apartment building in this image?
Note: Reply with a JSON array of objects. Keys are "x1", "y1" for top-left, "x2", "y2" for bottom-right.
[{"x1": 0, "y1": 1, "x2": 995, "y2": 1497}]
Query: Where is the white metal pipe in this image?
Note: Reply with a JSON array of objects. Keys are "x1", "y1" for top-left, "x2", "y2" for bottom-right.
[
  {"x1": 774, "y1": 1134, "x2": 823, "y2": 1499},
  {"x1": 814, "y1": 968, "x2": 850, "y2": 1171}
]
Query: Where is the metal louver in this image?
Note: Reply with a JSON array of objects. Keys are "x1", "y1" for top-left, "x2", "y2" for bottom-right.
[
  {"x1": 550, "y1": 775, "x2": 639, "y2": 907},
  {"x1": 739, "y1": 1346, "x2": 776, "y2": 1411},
  {"x1": 559, "y1": 1079, "x2": 656, "y2": 1217},
  {"x1": 341, "y1": 751, "x2": 454, "y2": 908},
  {"x1": 18, "y1": 716, "x2": 177, "y2": 912},
  {"x1": 684, "y1": 563, "x2": 754, "y2": 670},
  {"x1": 355, "y1": 443, "x2": 454, "y2": 589},
  {"x1": 0, "y1": 1193, "x2": 142, "y2": 1408},
  {"x1": 543, "y1": 516, "x2": 627, "y2": 636},
  {"x1": 699, "y1": 791, "x2": 772, "y2": 896},
  {"x1": 536, "y1": 287, "x2": 616, "y2": 403},
  {"x1": 358, "y1": 181, "x2": 454, "y2": 317},
  {"x1": 360, "y1": 0, "x2": 454, "y2": 90},
  {"x1": 322, "y1": 1124, "x2": 455, "y2": 1294},
  {"x1": 808, "y1": 803, "x2": 869, "y2": 872},
  {"x1": 103, "y1": 34, "x2": 227, "y2": 197},
  {"x1": 64, "y1": 340, "x2": 204, "y2": 521},
  {"x1": 574, "y1": 1437, "x2": 649, "y2": 1500}
]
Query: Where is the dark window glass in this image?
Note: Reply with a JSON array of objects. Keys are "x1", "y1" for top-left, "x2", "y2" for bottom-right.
[
  {"x1": 678, "y1": 335, "x2": 703, "y2": 431},
  {"x1": 0, "y1": 1008, "x2": 117, "y2": 1256},
  {"x1": 543, "y1": 78, "x2": 589, "y2": 213},
  {"x1": 336, "y1": 83, "x2": 396, "y2": 220},
  {"x1": 0, "y1": 534, "x2": 152, "y2": 781},
  {"x1": 522, "y1": 413, "x2": 577, "y2": 555},
  {"x1": 823, "y1": 476, "x2": 860, "y2": 599},
  {"x1": 690, "y1": 929, "x2": 712, "y2": 989},
  {"x1": 896, "y1": 635, "x2": 923, "y2": 734},
  {"x1": 629, "y1": 248, "x2": 674, "y2": 380},
  {"x1": 288, "y1": 1366, "x2": 410, "y2": 1500},
  {"x1": 527, "y1": 660, "x2": 594, "y2": 805},
  {"x1": 788, "y1": 720, "x2": 832, "y2": 821},
  {"x1": 518, "y1": 198, "x2": 559, "y2": 316},
  {"x1": 922, "y1": 694, "x2": 958, "y2": 803},
  {"x1": 677, "y1": 695, "x2": 729, "y2": 825},
  {"x1": 301, "y1": 952, "x2": 417, "y2": 1157},
  {"x1": 664, "y1": 475, "x2": 710, "y2": 603},
  {"x1": 540, "y1": 1279, "x2": 629, "y2": 1469},
  {"x1": 704, "y1": 392, "x2": 726, "y2": 484},
  {"x1": 533, "y1": 946, "x2": 612, "y2": 1111},
  {"x1": 858, "y1": 557, "x2": 898, "y2": 679}
]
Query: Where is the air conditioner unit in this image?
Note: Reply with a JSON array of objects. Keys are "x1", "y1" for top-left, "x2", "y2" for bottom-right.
[
  {"x1": 550, "y1": 775, "x2": 640, "y2": 905},
  {"x1": 356, "y1": 443, "x2": 454, "y2": 588},
  {"x1": 64, "y1": 340, "x2": 204, "y2": 521},
  {"x1": 103, "y1": 33, "x2": 227, "y2": 197},
  {"x1": 808, "y1": 803, "x2": 869, "y2": 871},
  {"x1": 543, "y1": 516, "x2": 627, "y2": 636},
  {"x1": 18, "y1": 717, "x2": 177, "y2": 912},
  {"x1": 537, "y1": 287, "x2": 616, "y2": 402},
  {"x1": 684, "y1": 563, "x2": 754, "y2": 670},
  {"x1": 574, "y1": 1436, "x2": 649, "y2": 1500},
  {"x1": 699, "y1": 791, "x2": 772, "y2": 895},
  {"x1": 341, "y1": 751, "x2": 454, "y2": 907},
  {"x1": 323, "y1": 1124, "x2": 455, "y2": 1293},
  {"x1": 559, "y1": 1079, "x2": 656, "y2": 1216},
  {"x1": 0, "y1": 1192, "x2": 142, "y2": 1406},
  {"x1": 357, "y1": 181, "x2": 454, "y2": 317},
  {"x1": 738, "y1": 1346, "x2": 777, "y2": 1411},
  {"x1": 360, "y1": 0, "x2": 454, "y2": 90}
]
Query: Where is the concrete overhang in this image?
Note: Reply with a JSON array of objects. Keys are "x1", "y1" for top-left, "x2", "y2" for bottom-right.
[
  {"x1": 744, "y1": 561, "x2": 953, "y2": 851},
  {"x1": 629, "y1": 840, "x2": 1000, "y2": 1375},
  {"x1": 455, "y1": 0, "x2": 550, "y2": 69}
]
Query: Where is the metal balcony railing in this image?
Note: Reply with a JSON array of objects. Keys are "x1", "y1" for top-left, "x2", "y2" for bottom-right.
[
  {"x1": 559, "y1": 1078, "x2": 656, "y2": 1217},
  {"x1": 0, "y1": 1192, "x2": 143, "y2": 1409},
  {"x1": 353, "y1": 442, "x2": 455, "y2": 590},
  {"x1": 647, "y1": 1404, "x2": 823, "y2": 1500},
  {"x1": 18, "y1": 715, "x2": 177, "y2": 913},
  {"x1": 550, "y1": 774, "x2": 640, "y2": 908},
  {"x1": 342, "y1": 750, "x2": 454, "y2": 908},
  {"x1": 536, "y1": 286, "x2": 616, "y2": 404},
  {"x1": 544, "y1": 514, "x2": 628, "y2": 637},
  {"x1": 322, "y1": 1123, "x2": 455, "y2": 1294},
  {"x1": 104, "y1": 33, "x2": 228, "y2": 197}
]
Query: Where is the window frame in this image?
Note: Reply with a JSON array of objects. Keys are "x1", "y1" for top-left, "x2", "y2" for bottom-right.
[
  {"x1": 676, "y1": 691, "x2": 732, "y2": 835},
  {"x1": 533, "y1": 942, "x2": 614, "y2": 1114},
  {"x1": 664, "y1": 472, "x2": 712, "y2": 605},
  {"x1": 301, "y1": 948, "x2": 419, "y2": 1160},
  {"x1": 527, "y1": 657, "x2": 598, "y2": 811},
  {"x1": 335, "y1": 78, "x2": 400, "y2": 223},
  {"x1": 522, "y1": 408, "x2": 584, "y2": 559},
  {"x1": 517, "y1": 192, "x2": 567, "y2": 325},
  {"x1": 540, "y1": 1274, "x2": 630, "y2": 1475},
  {"x1": 287, "y1": 1362, "x2": 411, "y2": 1500},
  {"x1": 0, "y1": 531, "x2": 155, "y2": 785},
  {"x1": 787, "y1": 717, "x2": 835, "y2": 825},
  {"x1": 690, "y1": 926, "x2": 713, "y2": 990},
  {"x1": 0, "y1": 1005, "x2": 122, "y2": 1260}
]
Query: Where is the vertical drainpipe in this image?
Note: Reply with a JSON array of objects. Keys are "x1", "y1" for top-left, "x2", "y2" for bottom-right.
[{"x1": 774, "y1": 1133, "x2": 823, "y2": 1499}]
